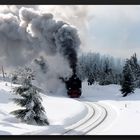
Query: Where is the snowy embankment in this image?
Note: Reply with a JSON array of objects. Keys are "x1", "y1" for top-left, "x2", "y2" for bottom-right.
[
  {"x1": 81, "y1": 82, "x2": 140, "y2": 135},
  {"x1": 1, "y1": 80, "x2": 140, "y2": 135},
  {"x1": 0, "y1": 81, "x2": 87, "y2": 135}
]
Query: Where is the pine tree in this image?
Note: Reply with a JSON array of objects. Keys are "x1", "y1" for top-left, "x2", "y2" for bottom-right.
[
  {"x1": 11, "y1": 66, "x2": 35, "y2": 85},
  {"x1": 120, "y1": 59, "x2": 135, "y2": 97},
  {"x1": 11, "y1": 75, "x2": 49, "y2": 125},
  {"x1": 11, "y1": 74, "x2": 18, "y2": 84},
  {"x1": 129, "y1": 53, "x2": 140, "y2": 88},
  {"x1": 87, "y1": 73, "x2": 95, "y2": 85},
  {"x1": 99, "y1": 59, "x2": 114, "y2": 85},
  {"x1": 76, "y1": 52, "x2": 124, "y2": 85}
]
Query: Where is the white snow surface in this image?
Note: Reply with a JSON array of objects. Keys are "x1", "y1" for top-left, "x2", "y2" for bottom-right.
[
  {"x1": 82, "y1": 82, "x2": 140, "y2": 135},
  {"x1": 1, "y1": 80, "x2": 140, "y2": 135},
  {"x1": 0, "y1": 81, "x2": 87, "y2": 135}
]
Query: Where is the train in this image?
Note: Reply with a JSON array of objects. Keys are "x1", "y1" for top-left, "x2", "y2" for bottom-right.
[{"x1": 65, "y1": 73, "x2": 82, "y2": 98}]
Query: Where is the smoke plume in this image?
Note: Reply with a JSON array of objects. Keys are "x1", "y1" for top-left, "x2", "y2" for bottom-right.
[
  {"x1": 0, "y1": 6, "x2": 80, "y2": 67},
  {"x1": 0, "y1": 5, "x2": 81, "y2": 93}
]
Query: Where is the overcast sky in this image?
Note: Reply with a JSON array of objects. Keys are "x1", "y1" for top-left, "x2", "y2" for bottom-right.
[
  {"x1": 36, "y1": 5, "x2": 140, "y2": 59},
  {"x1": 84, "y1": 5, "x2": 140, "y2": 59},
  {"x1": 1, "y1": 5, "x2": 140, "y2": 60}
]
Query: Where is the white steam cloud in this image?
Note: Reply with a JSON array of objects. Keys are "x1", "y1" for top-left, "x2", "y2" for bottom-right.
[{"x1": 0, "y1": 5, "x2": 83, "y2": 94}]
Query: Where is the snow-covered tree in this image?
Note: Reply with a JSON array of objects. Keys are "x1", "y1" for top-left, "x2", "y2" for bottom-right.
[
  {"x1": 11, "y1": 75, "x2": 49, "y2": 125},
  {"x1": 87, "y1": 73, "x2": 95, "y2": 85},
  {"x1": 128, "y1": 53, "x2": 140, "y2": 88},
  {"x1": 120, "y1": 59, "x2": 135, "y2": 97},
  {"x1": 11, "y1": 74, "x2": 18, "y2": 84},
  {"x1": 77, "y1": 52, "x2": 124, "y2": 85},
  {"x1": 11, "y1": 66, "x2": 35, "y2": 85}
]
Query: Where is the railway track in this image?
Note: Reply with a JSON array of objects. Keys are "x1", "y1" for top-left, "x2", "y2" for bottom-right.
[
  {"x1": 62, "y1": 102, "x2": 95, "y2": 135},
  {"x1": 23, "y1": 100, "x2": 108, "y2": 135},
  {"x1": 63, "y1": 101, "x2": 108, "y2": 135}
]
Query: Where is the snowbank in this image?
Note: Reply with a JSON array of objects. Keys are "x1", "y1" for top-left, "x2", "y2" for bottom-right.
[
  {"x1": 0, "y1": 81, "x2": 87, "y2": 135},
  {"x1": 81, "y1": 81, "x2": 140, "y2": 135},
  {"x1": 1, "y1": 80, "x2": 140, "y2": 135}
]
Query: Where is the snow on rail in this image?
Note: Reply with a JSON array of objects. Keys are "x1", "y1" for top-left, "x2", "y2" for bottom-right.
[
  {"x1": 24, "y1": 100, "x2": 109, "y2": 135},
  {"x1": 63, "y1": 102, "x2": 107, "y2": 135}
]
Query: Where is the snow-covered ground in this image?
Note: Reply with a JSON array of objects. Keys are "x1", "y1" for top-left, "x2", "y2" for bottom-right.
[
  {"x1": 82, "y1": 82, "x2": 140, "y2": 135},
  {"x1": 0, "y1": 80, "x2": 140, "y2": 135},
  {"x1": 0, "y1": 81, "x2": 87, "y2": 135}
]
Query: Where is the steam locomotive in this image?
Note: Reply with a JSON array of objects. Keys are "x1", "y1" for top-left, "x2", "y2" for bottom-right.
[
  {"x1": 59, "y1": 71, "x2": 82, "y2": 98},
  {"x1": 65, "y1": 73, "x2": 82, "y2": 98}
]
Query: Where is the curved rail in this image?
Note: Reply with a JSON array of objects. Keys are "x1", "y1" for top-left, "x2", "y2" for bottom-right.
[
  {"x1": 23, "y1": 100, "x2": 108, "y2": 135},
  {"x1": 62, "y1": 102, "x2": 95, "y2": 135},
  {"x1": 23, "y1": 102, "x2": 95, "y2": 135},
  {"x1": 83, "y1": 102, "x2": 108, "y2": 135},
  {"x1": 63, "y1": 102, "x2": 108, "y2": 135}
]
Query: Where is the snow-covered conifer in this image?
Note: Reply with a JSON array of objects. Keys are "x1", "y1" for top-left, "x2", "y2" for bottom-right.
[
  {"x1": 77, "y1": 52, "x2": 123, "y2": 85},
  {"x1": 129, "y1": 53, "x2": 140, "y2": 88},
  {"x1": 11, "y1": 74, "x2": 18, "y2": 84},
  {"x1": 120, "y1": 59, "x2": 135, "y2": 97},
  {"x1": 11, "y1": 66, "x2": 35, "y2": 85},
  {"x1": 11, "y1": 75, "x2": 49, "y2": 125}
]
